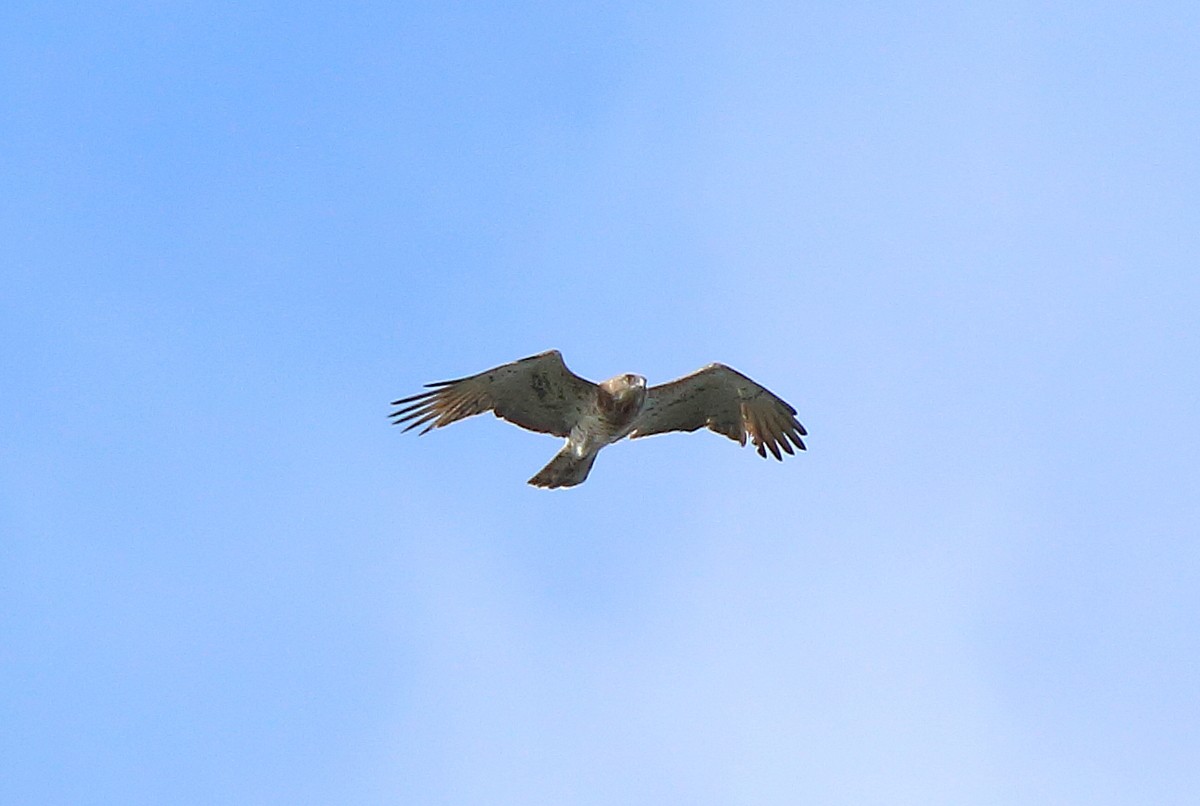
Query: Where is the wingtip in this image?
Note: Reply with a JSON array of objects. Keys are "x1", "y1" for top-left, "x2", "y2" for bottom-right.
[
  {"x1": 391, "y1": 389, "x2": 438, "y2": 406},
  {"x1": 787, "y1": 429, "x2": 807, "y2": 452}
]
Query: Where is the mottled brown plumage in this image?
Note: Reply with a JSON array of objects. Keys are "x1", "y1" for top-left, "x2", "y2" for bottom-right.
[{"x1": 390, "y1": 350, "x2": 806, "y2": 488}]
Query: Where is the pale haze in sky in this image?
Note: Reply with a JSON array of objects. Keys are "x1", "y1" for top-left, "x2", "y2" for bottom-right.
[{"x1": 3, "y1": 3, "x2": 1198, "y2": 804}]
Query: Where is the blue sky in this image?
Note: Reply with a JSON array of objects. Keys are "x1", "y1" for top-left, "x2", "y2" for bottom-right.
[{"x1": 3, "y1": 2, "x2": 1198, "y2": 803}]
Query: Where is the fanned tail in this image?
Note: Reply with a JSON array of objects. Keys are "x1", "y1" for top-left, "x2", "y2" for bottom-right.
[{"x1": 528, "y1": 447, "x2": 598, "y2": 489}]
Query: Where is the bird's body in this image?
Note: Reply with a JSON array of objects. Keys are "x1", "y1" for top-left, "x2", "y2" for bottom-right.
[
  {"x1": 525, "y1": 372, "x2": 648, "y2": 487},
  {"x1": 390, "y1": 350, "x2": 805, "y2": 488}
]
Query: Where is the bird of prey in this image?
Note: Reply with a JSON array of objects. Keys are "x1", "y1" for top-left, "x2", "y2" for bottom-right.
[{"x1": 390, "y1": 350, "x2": 806, "y2": 488}]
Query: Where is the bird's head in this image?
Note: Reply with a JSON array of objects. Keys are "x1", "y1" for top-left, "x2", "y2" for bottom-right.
[
  {"x1": 605, "y1": 373, "x2": 646, "y2": 397},
  {"x1": 599, "y1": 373, "x2": 648, "y2": 418}
]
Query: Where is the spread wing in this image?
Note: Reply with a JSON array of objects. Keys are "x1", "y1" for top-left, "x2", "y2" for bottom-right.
[
  {"x1": 628, "y1": 364, "x2": 807, "y2": 460},
  {"x1": 389, "y1": 350, "x2": 597, "y2": 437}
]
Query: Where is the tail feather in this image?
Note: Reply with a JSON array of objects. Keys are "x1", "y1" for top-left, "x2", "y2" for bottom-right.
[{"x1": 528, "y1": 448, "x2": 598, "y2": 489}]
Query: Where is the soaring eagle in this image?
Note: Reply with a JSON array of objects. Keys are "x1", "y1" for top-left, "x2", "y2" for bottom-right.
[{"x1": 390, "y1": 350, "x2": 806, "y2": 488}]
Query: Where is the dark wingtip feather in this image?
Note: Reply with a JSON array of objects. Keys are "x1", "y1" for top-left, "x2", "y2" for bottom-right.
[
  {"x1": 389, "y1": 403, "x2": 426, "y2": 418},
  {"x1": 402, "y1": 416, "x2": 436, "y2": 434},
  {"x1": 399, "y1": 408, "x2": 441, "y2": 432},
  {"x1": 391, "y1": 389, "x2": 438, "y2": 406},
  {"x1": 390, "y1": 407, "x2": 429, "y2": 424}
]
